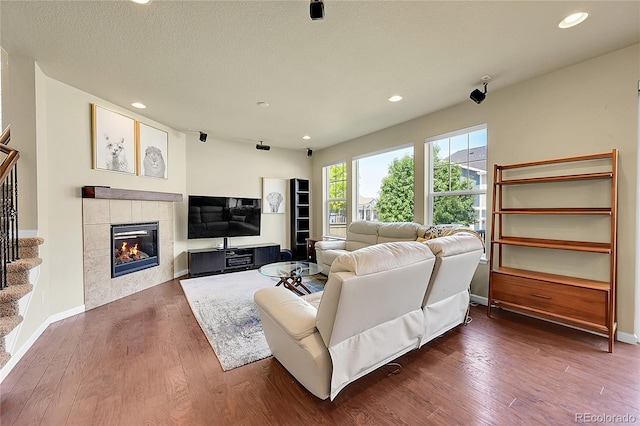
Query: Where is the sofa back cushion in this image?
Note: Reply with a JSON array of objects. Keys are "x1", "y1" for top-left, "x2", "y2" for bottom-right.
[
  {"x1": 377, "y1": 222, "x2": 420, "y2": 243},
  {"x1": 345, "y1": 220, "x2": 379, "y2": 251},
  {"x1": 425, "y1": 232, "x2": 484, "y2": 258},
  {"x1": 330, "y1": 241, "x2": 433, "y2": 276},
  {"x1": 317, "y1": 241, "x2": 435, "y2": 344}
]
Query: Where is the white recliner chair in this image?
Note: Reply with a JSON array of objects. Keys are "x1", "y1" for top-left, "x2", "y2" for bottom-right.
[
  {"x1": 254, "y1": 242, "x2": 436, "y2": 400},
  {"x1": 420, "y1": 233, "x2": 484, "y2": 346}
]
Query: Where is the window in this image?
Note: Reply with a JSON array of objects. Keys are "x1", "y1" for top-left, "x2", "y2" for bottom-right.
[
  {"x1": 355, "y1": 145, "x2": 414, "y2": 222},
  {"x1": 323, "y1": 161, "x2": 347, "y2": 237},
  {"x1": 425, "y1": 125, "x2": 487, "y2": 240}
]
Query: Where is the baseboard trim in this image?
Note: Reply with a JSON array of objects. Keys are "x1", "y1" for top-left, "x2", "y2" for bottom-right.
[
  {"x1": 0, "y1": 304, "x2": 85, "y2": 383},
  {"x1": 18, "y1": 229, "x2": 38, "y2": 238},
  {"x1": 616, "y1": 331, "x2": 638, "y2": 345},
  {"x1": 470, "y1": 294, "x2": 488, "y2": 306},
  {"x1": 175, "y1": 269, "x2": 189, "y2": 279}
]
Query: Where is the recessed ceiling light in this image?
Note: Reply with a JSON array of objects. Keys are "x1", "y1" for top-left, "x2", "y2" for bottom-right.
[
  {"x1": 131, "y1": 0, "x2": 152, "y2": 4},
  {"x1": 388, "y1": 95, "x2": 403, "y2": 102},
  {"x1": 257, "y1": 101, "x2": 269, "y2": 108},
  {"x1": 302, "y1": 135, "x2": 311, "y2": 140},
  {"x1": 131, "y1": 102, "x2": 146, "y2": 109},
  {"x1": 559, "y1": 12, "x2": 589, "y2": 29}
]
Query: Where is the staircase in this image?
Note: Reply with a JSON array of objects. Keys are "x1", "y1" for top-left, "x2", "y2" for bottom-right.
[
  {"x1": 0, "y1": 237, "x2": 43, "y2": 367},
  {"x1": 0, "y1": 125, "x2": 42, "y2": 368}
]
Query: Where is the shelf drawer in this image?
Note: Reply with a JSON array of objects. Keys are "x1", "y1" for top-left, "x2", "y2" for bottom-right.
[{"x1": 491, "y1": 272, "x2": 608, "y2": 326}]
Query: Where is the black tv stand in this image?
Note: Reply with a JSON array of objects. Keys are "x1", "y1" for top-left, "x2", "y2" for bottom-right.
[{"x1": 188, "y1": 243, "x2": 280, "y2": 277}]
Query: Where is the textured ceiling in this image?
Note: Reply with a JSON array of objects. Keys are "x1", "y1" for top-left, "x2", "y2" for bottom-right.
[{"x1": 1, "y1": 1, "x2": 638, "y2": 151}]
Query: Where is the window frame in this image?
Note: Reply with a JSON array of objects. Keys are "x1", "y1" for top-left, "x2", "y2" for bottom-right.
[
  {"x1": 322, "y1": 160, "x2": 348, "y2": 238},
  {"x1": 424, "y1": 124, "x2": 487, "y2": 232}
]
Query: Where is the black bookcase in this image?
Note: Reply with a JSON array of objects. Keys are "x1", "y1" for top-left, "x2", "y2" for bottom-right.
[{"x1": 290, "y1": 178, "x2": 310, "y2": 260}]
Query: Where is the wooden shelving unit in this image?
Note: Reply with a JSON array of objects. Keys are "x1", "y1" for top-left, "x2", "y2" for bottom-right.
[
  {"x1": 488, "y1": 150, "x2": 618, "y2": 352},
  {"x1": 290, "y1": 178, "x2": 310, "y2": 260}
]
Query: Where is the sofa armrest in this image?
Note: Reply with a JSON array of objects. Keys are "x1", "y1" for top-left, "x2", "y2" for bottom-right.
[
  {"x1": 254, "y1": 287, "x2": 318, "y2": 340},
  {"x1": 315, "y1": 240, "x2": 346, "y2": 251}
]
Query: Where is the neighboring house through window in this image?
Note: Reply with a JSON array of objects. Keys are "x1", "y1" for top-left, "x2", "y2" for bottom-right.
[{"x1": 425, "y1": 124, "x2": 487, "y2": 240}]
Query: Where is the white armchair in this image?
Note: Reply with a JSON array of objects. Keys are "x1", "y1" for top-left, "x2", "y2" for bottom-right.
[{"x1": 254, "y1": 241, "x2": 436, "y2": 400}]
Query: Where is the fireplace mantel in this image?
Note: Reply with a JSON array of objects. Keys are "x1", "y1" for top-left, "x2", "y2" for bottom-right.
[{"x1": 82, "y1": 186, "x2": 183, "y2": 202}]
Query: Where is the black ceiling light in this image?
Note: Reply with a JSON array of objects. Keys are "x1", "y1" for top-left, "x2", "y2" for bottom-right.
[
  {"x1": 307, "y1": 148, "x2": 313, "y2": 157},
  {"x1": 310, "y1": 0, "x2": 324, "y2": 20},
  {"x1": 256, "y1": 141, "x2": 271, "y2": 151},
  {"x1": 199, "y1": 131, "x2": 207, "y2": 142},
  {"x1": 470, "y1": 82, "x2": 488, "y2": 104}
]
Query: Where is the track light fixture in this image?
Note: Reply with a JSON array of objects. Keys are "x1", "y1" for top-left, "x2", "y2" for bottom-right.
[
  {"x1": 307, "y1": 148, "x2": 313, "y2": 157},
  {"x1": 256, "y1": 141, "x2": 271, "y2": 151},
  {"x1": 199, "y1": 131, "x2": 207, "y2": 142},
  {"x1": 470, "y1": 78, "x2": 490, "y2": 104},
  {"x1": 310, "y1": 0, "x2": 324, "y2": 20}
]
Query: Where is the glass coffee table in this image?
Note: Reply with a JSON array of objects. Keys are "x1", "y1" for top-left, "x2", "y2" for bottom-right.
[{"x1": 259, "y1": 261, "x2": 323, "y2": 295}]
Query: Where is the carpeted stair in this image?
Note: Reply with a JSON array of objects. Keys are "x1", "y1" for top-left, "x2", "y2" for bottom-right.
[{"x1": 0, "y1": 237, "x2": 44, "y2": 368}]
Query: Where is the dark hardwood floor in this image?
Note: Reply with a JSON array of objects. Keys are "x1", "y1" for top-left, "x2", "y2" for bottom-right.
[{"x1": 1, "y1": 277, "x2": 638, "y2": 425}]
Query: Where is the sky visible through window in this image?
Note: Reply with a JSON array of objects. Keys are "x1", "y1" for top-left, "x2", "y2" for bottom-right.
[
  {"x1": 433, "y1": 129, "x2": 487, "y2": 161},
  {"x1": 358, "y1": 147, "x2": 413, "y2": 198}
]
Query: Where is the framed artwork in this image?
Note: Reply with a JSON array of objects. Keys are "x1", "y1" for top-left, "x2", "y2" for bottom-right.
[
  {"x1": 263, "y1": 178, "x2": 286, "y2": 214},
  {"x1": 92, "y1": 104, "x2": 136, "y2": 174},
  {"x1": 137, "y1": 122, "x2": 168, "y2": 179}
]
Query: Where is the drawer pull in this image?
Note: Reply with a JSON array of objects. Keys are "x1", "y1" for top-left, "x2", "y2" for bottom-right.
[{"x1": 531, "y1": 293, "x2": 551, "y2": 300}]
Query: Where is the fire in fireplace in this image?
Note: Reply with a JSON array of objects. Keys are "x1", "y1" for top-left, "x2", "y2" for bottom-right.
[{"x1": 111, "y1": 222, "x2": 159, "y2": 278}]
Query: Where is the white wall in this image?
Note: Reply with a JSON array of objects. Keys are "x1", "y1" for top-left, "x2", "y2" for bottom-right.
[{"x1": 312, "y1": 44, "x2": 639, "y2": 337}]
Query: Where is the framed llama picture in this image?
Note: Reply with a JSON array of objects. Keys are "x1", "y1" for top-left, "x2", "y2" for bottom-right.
[
  {"x1": 137, "y1": 122, "x2": 168, "y2": 179},
  {"x1": 91, "y1": 104, "x2": 136, "y2": 174},
  {"x1": 263, "y1": 178, "x2": 286, "y2": 214}
]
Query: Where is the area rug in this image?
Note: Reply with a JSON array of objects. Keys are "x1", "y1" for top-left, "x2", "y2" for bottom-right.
[{"x1": 180, "y1": 269, "x2": 325, "y2": 371}]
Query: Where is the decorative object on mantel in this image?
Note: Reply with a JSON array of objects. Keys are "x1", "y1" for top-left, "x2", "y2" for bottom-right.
[
  {"x1": 82, "y1": 186, "x2": 183, "y2": 202},
  {"x1": 137, "y1": 122, "x2": 168, "y2": 179},
  {"x1": 91, "y1": 104, "x2": 136, "y2": 174},
  {"x1": 262, "y1": 178, "x2": 286, "y2": 214}
]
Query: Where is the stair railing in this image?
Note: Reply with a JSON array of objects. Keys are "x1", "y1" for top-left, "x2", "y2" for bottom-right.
[{"x1": 0, "y1": 126, "x2": 20, "y2": 289}]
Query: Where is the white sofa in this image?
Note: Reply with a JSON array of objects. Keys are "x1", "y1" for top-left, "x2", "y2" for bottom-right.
[
  {"x1": 254, "y1": 234, "x2": 484, "y2": 400},
  {"x1": 255, "y1": 241, "x2": 436, "y2": 400},
  {"x1": 315, "y1": 220, "x2": 480, "y2": 274}
]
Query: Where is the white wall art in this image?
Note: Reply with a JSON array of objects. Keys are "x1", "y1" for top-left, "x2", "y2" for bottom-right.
[
  {"x1": 92, "y1": 104, "x2": 136, "y2": 174},
  {"x1": 137, "y1": 122, "x2": 168, "y2": 179},
  {"x1": 263, "y1": 178, "x2": 286, "y2": 214}
]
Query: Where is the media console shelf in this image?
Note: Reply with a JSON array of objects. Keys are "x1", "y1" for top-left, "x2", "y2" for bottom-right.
[
  {"x1": 188, "y1": 243, "x2": 280, "y2": 276},
  {"x1": 488, "y1": 149, "x2": 618, "y2": 352}
]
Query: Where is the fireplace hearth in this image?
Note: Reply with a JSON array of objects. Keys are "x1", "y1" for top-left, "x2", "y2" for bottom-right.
[{"x1": 111, "y1": 222, "x2": 159, "y2": 278}]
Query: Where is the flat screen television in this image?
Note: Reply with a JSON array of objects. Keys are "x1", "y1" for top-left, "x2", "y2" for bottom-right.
[{"x1": 188, "y1": 195, "x2": 262, "y2": 242}]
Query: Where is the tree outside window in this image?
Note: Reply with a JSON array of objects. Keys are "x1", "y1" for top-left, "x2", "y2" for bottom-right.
[
  {"x1": 325, "y1": 162, "x2": 347, "y2": 237},
  {"x1": 356, "y1": 146, "x2": 414, "y2": 223}
]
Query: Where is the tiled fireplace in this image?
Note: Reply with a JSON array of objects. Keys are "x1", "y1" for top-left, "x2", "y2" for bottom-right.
[{"x1": 82, "y1": 196, "x2": 176, "y2": 310}]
